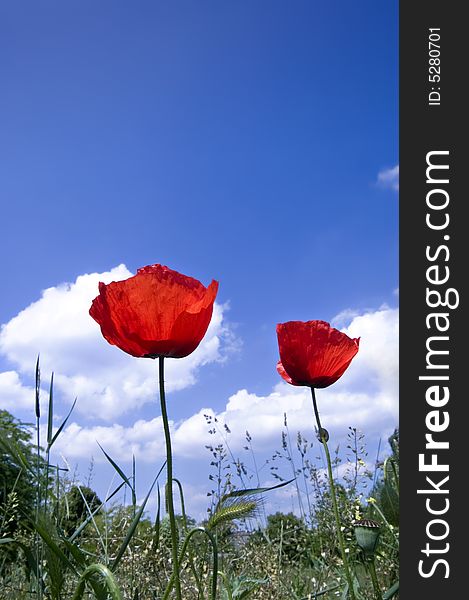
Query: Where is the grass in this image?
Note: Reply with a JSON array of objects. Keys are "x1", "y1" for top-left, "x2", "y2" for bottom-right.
[{"x1": 0, "y1": 362, "x2": 399, "y2": 599}]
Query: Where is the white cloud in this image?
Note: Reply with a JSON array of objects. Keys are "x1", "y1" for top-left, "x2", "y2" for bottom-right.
[
  {"x1": 0, "y1": 265, "x2": 235, "y2": 421},
  {"x1": 0, "y1": 371, "x2": 35, "y2": 412},
  {"x1": 49, "y1": 307, "x2": 398, "y2": 466},
  {"x1": 377, "y1": 165, "x2": 399, "y2": 191},
  {"x1": 51, "y1": 418, "x2": 166, "y2": 463},
  {"x1": 0, "y1": 267, "x2": 398, "y2": 519}
]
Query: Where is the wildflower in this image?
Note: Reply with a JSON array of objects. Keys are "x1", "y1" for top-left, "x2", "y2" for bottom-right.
[
  {"x1": 90, "y1": 263, "x2": 218, "y2": 358},
  {"x1": 275, "y1": 318, "x2": 360, "y2": 600},
  {"x1": 90, "y1": 263, "x2": 218, "y2": 600},
  {"x1": 276, "y1": 320, "x2": 359, "y2": 387}
]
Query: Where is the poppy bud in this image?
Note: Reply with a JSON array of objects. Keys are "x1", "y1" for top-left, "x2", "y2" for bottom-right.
[
  {"x1": 354, "y1": 519, "x2": 381, "y2": 557},
  {"x1": 317, "y1": 427, "x2": 330, "y2": 443}
]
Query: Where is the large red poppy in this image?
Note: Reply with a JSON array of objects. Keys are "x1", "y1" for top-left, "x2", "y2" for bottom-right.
[
  {"x1": 89, "y1": 264, "x2": 218, "y2": 359},
  {"x1": 276, "y1": 320, "x2": 359, "y2": 388}
]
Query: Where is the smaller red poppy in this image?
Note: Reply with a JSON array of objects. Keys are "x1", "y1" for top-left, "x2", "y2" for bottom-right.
[
  {"x1": 276, "y1": 320, "x2": 359, "y2": 388},
  {"x1": 90, "y1": 264, "x2": 218, "y2": 359}
]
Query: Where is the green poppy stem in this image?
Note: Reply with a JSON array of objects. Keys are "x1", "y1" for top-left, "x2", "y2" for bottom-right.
[
  {"x1": 159, "y1": 357, "x2": 182, "y2": 600},
  {"x1": 367, "y1": 558, "x2": 382, "y2": 600},
  {"x1": 311, "y1": 387, "x2": 357, "y2": 600}
]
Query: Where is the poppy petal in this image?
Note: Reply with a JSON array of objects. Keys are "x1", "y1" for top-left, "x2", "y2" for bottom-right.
[
  {"x1": 276, "y1": 360, "x2": 300, "y2": 386},
  {"x1": 89, "y1": 264, "x2": 218, "y2": 359},
  {"x1": 276, "y1": 320, "x2": 359, "y2": 388}
]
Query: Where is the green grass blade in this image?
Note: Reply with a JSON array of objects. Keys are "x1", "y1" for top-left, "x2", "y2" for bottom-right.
[
  {"x1": 221, "y1": 478, "x2": 295, "y2": 501},
  {"x1": 111, "y1": 462, "x2": 165, "y2": 571},
  {"x1": 77, "y1": 484, "x2": 106, "y2": 551},
  {"x1": 62, "y1": 539, "x2": 88, "y2": 568},
  {"x1": 383, "y1": 580, "x2": 399, "y2": 599},
  {"x1": 165, "y1": 527, "x2": 219, "y2": 600},
  {"x1": 71, "y1": 563, "x2": 123, "y2": 600},
  {"x1": 35, "y1": 355, "x2": 41, "y2": 418},
  {"x1": 3, "y1": 539, "x2": 40, "y2": 582},
  {"x1": 68, "y1": 481, "x2": 126, "y2": 543},
  {"x1": 172, "y1": 478, "x2": 188, "y2": 532},
  {"x1": 48, "y1": 397, "x2": 77, "y2": 451},
  {"x1": 151, "y1": 484, "x2": 161, "y2": 552},
  {"x1": 307, "y1": 583, "x2": 342, "y2": 598},
  {"x1": 33, "y1": 520, "x2": 79, "y2": 576},
  {"x1": 111, "y1": 478, "x2": 156, "y2": 571},
  {"x1": 340, "y1": 582, "x2": 349, "y2": 600},
  {"x1": 132, "y1": 454, "x2": 137, "y2": 507},
  {"x1": 0, "y1": 431, "x2": 35, "y2": 476},
  {"x1": 47, "y1": 372, "x2": 54, "y2": 445},
  {"x1": 97, "y1": 442, "x2": 135, "y2": 504}
]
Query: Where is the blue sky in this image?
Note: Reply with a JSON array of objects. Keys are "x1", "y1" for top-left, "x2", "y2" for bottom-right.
[{"x1": 0, "y1": 1, "x2": 398, "y2": 519}]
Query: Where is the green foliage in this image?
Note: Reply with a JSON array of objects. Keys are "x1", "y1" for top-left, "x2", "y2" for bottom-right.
[
  {"x1": 372, "y1": 429, "x2": 399, "y2": 526},
  {"x1": 0, "y1": 390, "x2": 399, "y2": 600},
  {"x1": 0, "y1": 410, "x2": 37, "y2": 521},
  {"x1": 60, "y1": 485, "x2": 102, "y2": 537},
  {"x1": 0, "y1": 410, "x2": 39, "y2": 570},
  {"x1": 220, "y1": 572, "x2": 268, "y2": 600},
  {"x1": 72, "y1": 564, "x2": 123, "y2": 600},
  {"x1": 263, "y1": 512, "x2": 314, "y2": 564}
]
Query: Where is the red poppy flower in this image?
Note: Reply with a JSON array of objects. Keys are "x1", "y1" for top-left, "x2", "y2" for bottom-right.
[
  {"x1": 276, "y1": 320, "x2": 359, "y2": 388},
  {"x1": 89, "y1": 264, "x2": 219, "y2": 359}
]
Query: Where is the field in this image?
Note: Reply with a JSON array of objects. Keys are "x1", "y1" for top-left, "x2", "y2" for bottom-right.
[{"x1": 1, "y1": 396, "x2": 399, "y2": 600}]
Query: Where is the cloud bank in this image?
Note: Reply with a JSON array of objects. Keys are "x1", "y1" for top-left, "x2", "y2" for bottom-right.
[
  {"x1": 50, "y1": 308, "x2": 398, "y2": 465},
  {"x1": 1, "y1": 265, "x2": 398, "y2": 481}
]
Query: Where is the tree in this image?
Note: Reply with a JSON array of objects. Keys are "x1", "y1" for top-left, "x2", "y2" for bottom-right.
[
  {"x1": 0, "y1": 410, "x2": 37, "y2": 532},
  {"x1": 59, "y1": 485, "x2": 102, "y2": 537},
  {"x1": 0, "y1": 410, "x2": 38, "y2": 571},
  {"x1": 256, "y1": 512, "x2": 314, "y2": 564}
]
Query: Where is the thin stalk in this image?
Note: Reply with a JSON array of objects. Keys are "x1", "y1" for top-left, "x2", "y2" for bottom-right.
[
  {"x1": 351, "y1": 428, "x2": 358, "y2": 492},
  {"x1": 368, "y1": 559, "x2": 381, "y2": 600},
  {"x1": 299, "y1": 446, "x2": 313, "y2": 525},
  {"x1": 159, "y1": 357, "x2": 182, "y2": 600},
  {"x1": 163, "y1": 527, "x2": 218, "y2": 600},
  {"x1": 44, "y1": 373, "x2": 54, "y2": 515},
  {"x1": 247, "y1": 435, "x2": 268, "y2": 525},
  {"x1": 284, "y1": 419, "x2": 305, "y2": 520},
  {"x1": 218, "y1": 572, "x2": 232, "y2": 600},
  {"x1": 277, "y1": 519, "x2": 283, "y2": 597},
  {"x1": 311, "y1": 388, "x2": 356, "y2": 600},
  {"x1": 369, "y1": 501, "x2": 399, "y2": 547},
  {"x1": 372, "y1": 438, "x2": 382, "y2": 489},
  {"x1": 35, "y1": 414, "x2": 43, "y2": 600},
  {"x1": 173, "y1": 478, "x2": 204, "y2": 598},
  {"x1": 212, "y1": 421, "x2": 248, "y2": 490},
  {"x1": 131, "y1": 455, "x2": 136, "y2": 596}
]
